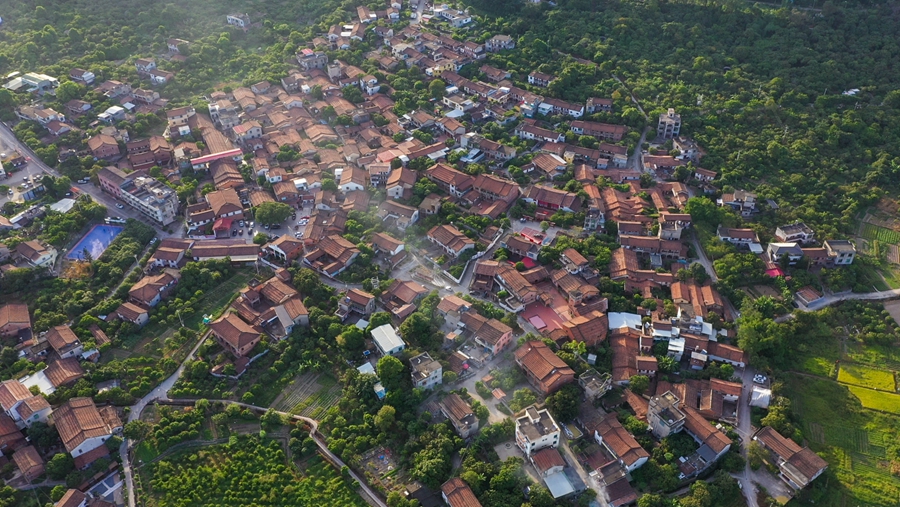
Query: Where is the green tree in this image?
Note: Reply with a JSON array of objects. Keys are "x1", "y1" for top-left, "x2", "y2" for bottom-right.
[
  {"x1": 377, "y1": 355, "x2": 406, "y2": 392},
  {"x1": 374, "y1": 405, "x2": 396, "y2": 432},
  {"x1": 46, "y1": 453, "x2": 75, "y2": 480},
  {"x1": 629, "y1": 375, "x2": 650, "y2": 395},
  {"x1": 429, "y1": 79, "x2": 446, "y2": 99},
  {"x1": 545, "y1": 384, "x2": 581, "y2": 422},
  {"x1": 255, "y1": 201, "x2": 292, "y2": 226}
]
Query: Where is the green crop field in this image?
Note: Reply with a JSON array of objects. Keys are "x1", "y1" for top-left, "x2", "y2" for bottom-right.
[
  {"x1": 837, "y1": 363, "x2": 897, "y2": 391},
  {"x1": 788, "y1": 374, "x2": 900, "y2": 506},
  {"x1": 846, "y1": 385, "x2": 900, "y2": 414},
  {"x1": 860, "y1": 223, "x2": 900, "y2": 245}
]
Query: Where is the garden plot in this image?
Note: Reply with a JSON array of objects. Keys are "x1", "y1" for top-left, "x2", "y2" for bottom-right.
[
  {"x1": 270, "y1": 372, "x2": 341, "y2": 418},
  {"x1": 837, "y1": 363, "x2": 896, "y2": 391}
]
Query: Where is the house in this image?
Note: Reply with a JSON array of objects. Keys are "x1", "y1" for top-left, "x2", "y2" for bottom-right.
[
  {"x1": 134, "y1": 58, "x2": 157, "y2": 74},
  {"x1": 129, "y1": 270, "x2": 180, "y2": 308},
  {"x1": 586, "y1": 410, "x2": 650, "y2": 472},
  {"x1": 586, "y1": 97, "x2": 613, "y2": 113},
  {"x1": 87, "y1": 134, "x2": 121, "y2": 159},
  {"x1": 460, "y1": 312, "x2": 513, "y2": 356},
  {"x1": 233, "y1": 121, "x2": 263, "y2": 145},
  {"x1": 753, "y1": 426, "x2": 828, "y2": 490},
  {"x1": 767, "y1": 242, "x2": 804, "y2": 265},
  {"x1": 378, "y1": 200, "x2": 420, "y2": 229},
  {"x1": 337, "y1": 289, "x2": 376, "y2": 320},
  {"x1": 515, "y1": 405, "x2": 560, "y2": 456},
  {"x1": 441, "y1": 478, "x2": 482, "y2": 507},
  {"x1": 717, "y1": 190, "x2": 757, "y2": 216},
  {"x1": 0, "y1": 304, "x2": 31, "y2": 338},
  {"x1": 303, "y1": 235, "x2": 360, "y2": 277},
  {"x1": 775, "y1": 222, "x2": 815, "y2": 244},
  {"x1": 226, "y1": 13, "x2": 251, "y2": 29},
  {"x1": 440, "y1": 393, "x2": 479, "y2": 438},
  {"x1": 480, "y1": 64, "x2": 510, "y2": 82},
  {"x1": 410, "y1": 352, "x2": 442, "y2": 390},
  {"x1": 12, "y1": 445, "x2": 44, "y2": 481},
  {"x1": 0, "y1": 380, "x2": 51, "y2": 428},
  {"x1": 209, "y1": 312, "x2": 262, "y2": 358},
  {"x1": 371, "y1": 232, "x2": 405, "y2": 257},
  {"x1": 339, "y1": 166, "x2": 369, "y2": 193},
  {"x1": 45, "y1": 325, "x2": 83, "y2": 359},
  {"x1": 264, "y1": 235, "x2": 305, "y2": 264},
  {"x1": 657, "y1": 108, "x2": 681, "y2": 139},
  {"x1": 0, "y1": 412, "x2": 26, "y2": 452},
  {"x1": 426, "y1": 163, "x2": 474, "y2": 198},
  {"x1": 15, "y1": 240, "x2": 58, "y2": 269},
  {"x1": 515, "y1": 124, "x2": 564, "y2": 143},
  {"x1": 562, "y1": 311, "x2": 608, "y2": 348},
  {"x1": 570, "y1": 120, "x2": 627, "y2": 141},
  {"x1": 205, "y1": 189, "x2": 244, "y2": 220},
  {"x1": 486, "y1": 34, "x2": 515, "y2": 52},
  {"x1": 528, "y1": 71, "x2": 555, "y2": 87},
  {"x1": 538, "y1": 97, "x2": 585, "y2": 118},
  {"x1": 503, "y1": 235, "x2": 539, "y2": 261},
  {"x1": 69, "y1": 68, "x2": 95, "y2": 85},
  {"x1": 385, "y1": 167, "x2": 417, "y2": 199},
  {"x1": 149, "y1": 69, "x2": 174, "y2": 85},
  {"x1": 112, "y1": 302, "x2": 150, "y2": 327},
  {"x1": 796, "y1": 286, "x2": 823, "y2": 307},
  {"x1": 372, "y1": 324, "x2": 406, "y2": 356},
  {"x1": 716, "y1": 226, "x2": 760, "y2": 247},
  {"x1": 473, "y1": 173, "x2": 519, "y2": 204},
  {"x1": 524, "y1": 185, "x2": 581, "y2": 212},
  {"x1": 167, "y1": 38, "x2": 188, "y2": 53},
  {"x1": 824, "y1": 240, "x2": 856, "y2": 265},
  {"x1": 52, "y1": 397, "x2": 122, "y2": 469},
  {"x1": 427, "y1": 225, "x2": 475, "y2": 258},
  {"x1": 514, "y1": 341, "x2": 575, "y2": 395},
  {"x1": 693, "y1": 167, "x2": 717, "y2": 183}
]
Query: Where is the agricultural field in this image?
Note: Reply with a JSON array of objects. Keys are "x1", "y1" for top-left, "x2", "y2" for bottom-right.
[
  {"x1": 142, "y1": 434, "x2": 367, "y2": 507},
  {"x1": 845, "y1": 386, "x2": 900, "y2": 414},
  {"x1": 837, "y1": 363, "x2": 897, "y2": 391},
  {"x1": 788, "y1": 373, "x2": 900, "y2": 506},
  {"x1": 860, "y1": 223, "x2": 900, "y2": 245},
  {"x1": 270, "y1": 372, "x2": 342, "y2": 419}
]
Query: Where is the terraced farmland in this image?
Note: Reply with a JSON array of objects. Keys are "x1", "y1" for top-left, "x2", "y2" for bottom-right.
[
  {"x1": 860, "y1": 223, "x2": 900, "y2": 245},
  {"x1": 271, "y1": 372, "x2": 341, "y2": 418}
]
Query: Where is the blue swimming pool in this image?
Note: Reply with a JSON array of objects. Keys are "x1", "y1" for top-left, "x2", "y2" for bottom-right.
[{"x1": 67, "y1": 225, "x2": 124, "y2": 260}]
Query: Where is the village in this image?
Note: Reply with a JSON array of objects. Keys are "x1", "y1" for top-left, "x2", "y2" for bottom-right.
[{"x1": 0, "y1": 2, "x2": 862, "y2": 507}]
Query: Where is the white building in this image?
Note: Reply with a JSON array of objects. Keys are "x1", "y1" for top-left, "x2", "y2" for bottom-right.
[
  {"x1": 515, "y1": 405, "x2": 560, "y2": 457},
  {"x1": 372, "y1": 324, "x2": 406, "y2": 356},
  {"x1": 409, "y1": 352, "x2": 442, "y2": 390}
]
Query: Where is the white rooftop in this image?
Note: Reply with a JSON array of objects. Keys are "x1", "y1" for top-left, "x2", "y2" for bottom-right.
[
  {"x1": 20, "y1": 370, "x2": 55, "y2": 395},
  {"x1": 357, "y1": 362, "x2": 376, "y2": 375},
  {"x1": 371, "y1": 324, "x2": 405, "y2": 353},
  {"x1": 608, "y1": 312, "x2": 642, "y2": 332},
  {"x1": 544, "y1": 471, "x2": 575, "y2": 498},
  {"x1": 50, "y1": 198, "x2": 76, "y2": 213}
]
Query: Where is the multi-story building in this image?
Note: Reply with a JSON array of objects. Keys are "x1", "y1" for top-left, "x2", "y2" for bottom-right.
[
  {"x1": 409, "y1": 352, "x2": 442, "y2": 390},
  {"x1": 119, "y1": 176, "x2": 179, "y2": 225},
  {"x1": 824, "y1": 240, "x2": 856, "y2": 265},
  {"x1": 657, "y1": 108, "x2": 681, "y2": 139},
  {"x1": 648, "y1": 391, "x2": 686, "y2": 439},
  {"x1": 515, "y1": 405, "x2": 560, "y2": 456},
  {"x1": 440, "y1": 393, "x2": 479, "y2": 439}
]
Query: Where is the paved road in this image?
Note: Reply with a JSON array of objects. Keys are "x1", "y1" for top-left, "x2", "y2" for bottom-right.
[
  {"x1": 800, "y1": 288, "x2": 900, "y2": 311},
  {"x1": 733, "y1": 366, "x2": 759, "y2": 507}
]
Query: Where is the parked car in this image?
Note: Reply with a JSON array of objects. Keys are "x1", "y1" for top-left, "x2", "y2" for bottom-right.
[{"x1": 238, "y1": 229, "x2": 244, "y2": 236}]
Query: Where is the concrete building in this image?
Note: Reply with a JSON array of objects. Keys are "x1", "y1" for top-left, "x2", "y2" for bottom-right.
[
  {"x1": 372, "y1": 324, "x2": 406, "y2": 356},
  {"x1": 409, "y1": 352, "x2": 442, "y2": 390},
  {"x1": 657, "y1": 108, "x2": 681, "y2": 139},
  {"x1": 515, "y1": 405, "x2": 560, "y2": 457}
]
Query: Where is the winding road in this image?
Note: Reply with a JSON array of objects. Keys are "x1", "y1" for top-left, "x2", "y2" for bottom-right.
[{"x1": 119, "y1": 329, "x2": 388, "y2": 507}]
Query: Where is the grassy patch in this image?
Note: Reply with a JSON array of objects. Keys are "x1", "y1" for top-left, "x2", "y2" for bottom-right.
[
  {"x1": 838, "y1": 363, "x2": 896, "y2": 391},
  {"x1": 786, "y1": 373, "x2": 900, "y2": 506},
  {"x1": 845, "y1": 386, "x2": 900, "y2": 414},
  {"x1": 801, "y1": 356, "x2": 836, "y2": 377}
]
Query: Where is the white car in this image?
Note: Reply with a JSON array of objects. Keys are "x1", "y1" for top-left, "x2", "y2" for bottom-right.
[{"x1": 115, "y1": 203, "x2": 125, "y2": 209}]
